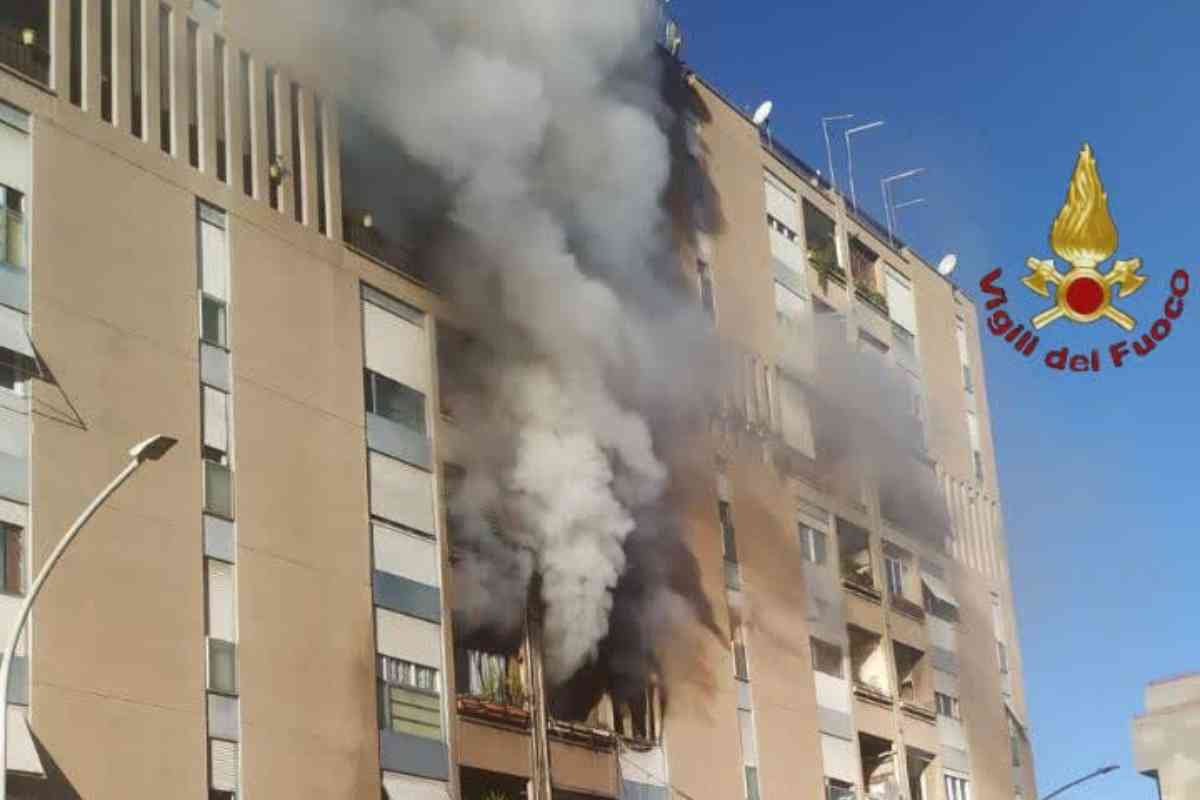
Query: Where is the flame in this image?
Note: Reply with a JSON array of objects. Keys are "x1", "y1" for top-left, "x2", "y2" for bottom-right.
[{"x1": 1050, "y1": 144, "x2": 1118, "y2": 267}]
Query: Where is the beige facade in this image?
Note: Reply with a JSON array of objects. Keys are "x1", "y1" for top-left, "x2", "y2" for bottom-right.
[
  {"x1": 0, "y1": 3, "x2": 1034, "y2": 800},
  {"x1": 1133, "y1": 673, "x2": 1200, "y2": 800}
]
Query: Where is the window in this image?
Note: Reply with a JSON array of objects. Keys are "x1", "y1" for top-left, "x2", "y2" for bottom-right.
[
  {"x1": 202, "y1": 296, "x2": 228, "y2": 347},
  {"x1": 768, "y1": 215, "x2": 798, "y2": 242},
  {"x1": 364, "y1": 370, "x2": 427, "y2": 436},
  {"x1": 158, "y1": 4, "x2": 172, "y2": 153},
  {"x1": 0, "y1": 523, "x2": 22, "y2": 596},
  {"x1": 718, "y1": 501, "x2": 737, "y2": 563},
  {"x1": 799, "y1": 524, "x2": 827, "y2": 565},
  {"x1": 997, "y1": 641, "x2": 1009, "y2": 675},
  {"x1": 733, "y1": 629, "x2": 749, "y2": 681},
  {"x1": 1009, "y1": 716, "x2": 1022, "y2": 767},
  {"x1": 208, "y1": 638, "x2": 237, "y2": 695},
  {"x1": 963, "y1": 364, "x2": 974, "y2": 394},
  {"x1": 0, "y1": 349, "x2": 28, "y2": 396},
  {"x1": 935, "y1": 692, "x2": 959, "y2": 719},
  {"x1": 204, "y1": 460, "x2": 234, "y2": 518},
  {"x1": 945, "y1": 775, "x2": 970, "y2": 800},
  {"x1": 826, "y1": 779, "x2": 856, "y2": 800},
  {"x1": 973, "y1": 450, "x2": 984, "y2": 482},
  {"x1": 378, "y1": 655, "x2": 442, "y2": 740},
  {"x1": 0, "y1": 186, "x2": 26, "y2": 269},
  {"x1": 885, "y1": 555, "x2": 906, "y2": 597},
  {"x1": 811, "y1": 638, "x2": 843, "y2": 678},
  {"x1": 744, "y1": 765, "x2": 760, "y2": 800},
  {"x1": 698, "y1": 260, "x2": 715, "y2": 321}
]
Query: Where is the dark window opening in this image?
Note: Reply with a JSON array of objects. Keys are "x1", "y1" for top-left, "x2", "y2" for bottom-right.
[
  {"x1": 157, "y1": 3, "x2": 171, "y2": 153},
  {"x1": 718, "y1": 500, "x2": 737, "y2": 563},
  {"x1": 314, "y1": 96, "x2": 327, "y2": 234},
  {"x1": 811, "y1": 638, "x2": 843, "y2": 678},
  {"x1": 100, "y1": 0, "x2": 113, "y2": 122},
  {"x1": 0, "y1": 523, "x2": 23, "y2": 596},
  {"x1": 186, "y1": 20, "x2": 198, "y2": 167},
  {"x1": 265, "y1": 67, "x2": 278, "y2": 209},
  {"x1": 0, "y1": 1, "x2": 52, "y2": 86},
  {"x1": 129, "y1": 0, "x2": 142, "y2": 137},
  {"x1": 290, "y1": 82, "x2": 302, "y2": 222},
  {"x1": 364, "y1": 370, "x2": 427, "y2": 436},
  {"x1": 238, "y1": 52, "x2": 252, "y2": 197},
  {"x1": 214, "y1": 36, "x2": 227, "y2": 182},
  {"x1": 69, "y1": 0, "x2": 83, "y2": 103}
]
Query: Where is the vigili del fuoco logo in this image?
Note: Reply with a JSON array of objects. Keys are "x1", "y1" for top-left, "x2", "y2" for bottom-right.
[{"x1": 978, "y1": 144, "x2": 1189, "y2": 371}]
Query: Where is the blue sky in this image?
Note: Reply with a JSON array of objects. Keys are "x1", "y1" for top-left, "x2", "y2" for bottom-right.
[{"x1": 668, "y1": 2, "x2": 1200, "y2": 798}]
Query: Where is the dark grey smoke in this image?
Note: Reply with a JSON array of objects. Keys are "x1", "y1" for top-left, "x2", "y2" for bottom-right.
[{"x1": 266, "y1": 0, "x2": 716, "y2": 688}]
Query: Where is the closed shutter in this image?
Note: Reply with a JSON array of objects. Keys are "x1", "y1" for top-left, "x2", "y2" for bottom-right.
[
  {"x1": 738, "y1": 709, "x2": 758, "y2": 765},
  {"x1": 376, "y1": 608, "x2": 443, "y2": 669},
  {"x1": 0, "y1": 408, "x2": 26, "y2": 457},
  {"x1": 383, "y1": 772, "x2": 451, "y2": 800},
  {"x1": 209, "y1": 739, "x2": 238, "y2": 792},
  {"x1": 764, "y1": 173, "x2": 798, "y2": 230},
  {"x1": 0, "y1": 306, "x2": 32, "y2": 358},
  {"x1": 200, "y1": 220, "x2": 229, "y2": 300},
  {"x1": 207, "y1": 559, "x2": 236, "y2": 642},
  {"x1": 370, "y1": 452, "x2": 436, "y2": 533},
  {"x1": 885, "y1": 268, "x2": 918, "y2": 335},
  {"x1": 820, "y1": 732, "x2": 858, "y2": 784},
  {"x1": 203, "y1": 387, "x2": 229, "y2": 454},
  {"x1": 374, "y1": 523, "x2": 440, "y2": 587},
  {"x1": 364, "y1": 301, "x2": 430, "y2": 394},
  {"x1": 0, "y1": 117, "x2": 30, "y2": 193},
  {"x1": 966, "y1": 411, "x2": 981, "y2": 451}
]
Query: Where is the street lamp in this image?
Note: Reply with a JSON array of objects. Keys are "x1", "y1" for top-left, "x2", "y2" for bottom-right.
[
  {"x1": 0, "y1": 435, "x2": 177, "y2": 799},
  {"x1": 881, "y1": 168, "x2": 925, "y2": 244},
  {"x1": 844, "y1": 119, "x2": 884, "y2": 211},
  {"x1": 1040, "y1": 764, "x2": 1120, "y2": 800}
]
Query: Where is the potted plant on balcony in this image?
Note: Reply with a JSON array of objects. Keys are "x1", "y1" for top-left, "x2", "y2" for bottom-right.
[
  {"x1": 854, "y1": 279, "x2": 889, "y2": 313},
  {"x1": 808, "y1": 241, "x2": 844, "y2": 292}
]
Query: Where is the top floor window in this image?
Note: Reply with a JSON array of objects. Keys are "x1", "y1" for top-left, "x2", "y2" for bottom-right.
[
  {"x1": 0, "y1": 186, "x2": 25, "y2": 270},
  {"x1": 0, "y1": 4, "x2": 51, "y2": 85}
]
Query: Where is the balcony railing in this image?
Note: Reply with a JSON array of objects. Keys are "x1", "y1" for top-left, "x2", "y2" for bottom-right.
[
  {"x1": 890, "y1": 593, "x2": 926, "y2": 622},
  {"x1": 901, "y1": 700, "x2": 938, "y2": 723},
  {"x1": 852, "y1": 680, "x2": 893, "y2": 706},
  {"x1": 841, "y1": 568, "x2": 881, "y2": 602},
  {"x1": 0, "y1": 27, "x2": 50, "y2": 86}
]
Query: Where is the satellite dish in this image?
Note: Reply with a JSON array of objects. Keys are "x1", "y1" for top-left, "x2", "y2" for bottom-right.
[
  {"x1": 752, "y1": 100, "x2": 774, "y2": 127},
  {"x1": 938, "y1": 253, "x2": 958, "y2": 276}
]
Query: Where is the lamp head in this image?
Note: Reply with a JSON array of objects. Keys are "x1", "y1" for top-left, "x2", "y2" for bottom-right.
[{"x1": 130, "y1": 435, "x2": 178, "y2": 463}]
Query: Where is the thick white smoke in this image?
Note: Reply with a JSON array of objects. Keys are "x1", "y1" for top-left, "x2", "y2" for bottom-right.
[{"x1": 267, "y1": 0, "x2": 695, "y2": 684}]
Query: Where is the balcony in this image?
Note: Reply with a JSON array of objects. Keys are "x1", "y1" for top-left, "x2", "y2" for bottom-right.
[
  {"x1": 456, "y1": 649, "x2": 530, "y2": 730},
  {"x1": 890, "y1": 593, "x2": 926, "y2": 622},
  {"x1": 0, "y1": 25, "x2": 50, "y2": 86},
  {"x1": 901, "y1": 700, "x2": 938, "y2": 724},
  {"x1": 853, "y1": 680, "x2": 893, "y2": 707}
]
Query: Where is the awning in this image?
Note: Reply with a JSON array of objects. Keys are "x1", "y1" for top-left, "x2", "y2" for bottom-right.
[
  {"x1": 7, "y1": 706, "x2": 44, "y2": 776},
  {"x1": 0, "y1": 306, "x2": 32, "y2": 359},
  {"x1": 921, "y1": 572, "x2": 958, "y2": 608}
]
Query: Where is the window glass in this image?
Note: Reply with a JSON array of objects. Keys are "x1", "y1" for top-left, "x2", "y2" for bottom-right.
[
  {"x1": 365, "y1": 370, "x2": 427, "y2": 435},
  {"x1": 202, "y1": 296, "x2": 228, "y2": 347},
  {"x1": 0, "y1": 524, "x2": 22, "y2": 595},
  {"x1": 811, "y1": 639, "x2": 843, "y2": 678}
]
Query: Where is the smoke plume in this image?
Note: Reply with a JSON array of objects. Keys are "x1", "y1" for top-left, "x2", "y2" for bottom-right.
[{"x1": 267, "y1": 0, "x2": 712, "y2": 688}]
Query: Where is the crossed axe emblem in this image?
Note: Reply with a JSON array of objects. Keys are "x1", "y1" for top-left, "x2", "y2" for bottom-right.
[{"x1": 1023, "y1": 257, "x2": 1146, "y2": 330}]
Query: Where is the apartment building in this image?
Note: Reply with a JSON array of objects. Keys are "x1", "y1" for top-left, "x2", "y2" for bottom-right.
[
  {"x1": 0, "y1": 3, "x2": 1034, "y2": 800},
  {"x1": 1132, "y1": 672, "x2": 1200, "y2": 800}
]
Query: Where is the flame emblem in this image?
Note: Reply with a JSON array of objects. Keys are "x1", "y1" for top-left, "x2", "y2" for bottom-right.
[{"x1": 1022, "y1": 144, "x2": 1146, "y2": 330}]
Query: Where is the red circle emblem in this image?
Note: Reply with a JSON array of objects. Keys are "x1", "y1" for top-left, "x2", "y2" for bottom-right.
[{"x1": 1065, "y1": 276, "x2": 1105, "y2": 315}]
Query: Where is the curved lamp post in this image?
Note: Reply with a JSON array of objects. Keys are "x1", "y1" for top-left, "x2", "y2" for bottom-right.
[
  {"x1": 1040, "y1": 764, "x2": 1120, "y2": 800},
  {"x1": 0, "y1": 435, "x2": 177, "y2": 799}
]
